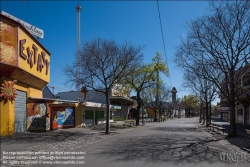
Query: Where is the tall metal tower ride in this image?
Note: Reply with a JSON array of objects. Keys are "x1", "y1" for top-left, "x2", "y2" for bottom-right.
[
  {"x1": 76, "y1": 4, "x2": 81, "y2": 54},
  {"x1": 76, "y1": 3, "x2": 81, "y2": 90}
]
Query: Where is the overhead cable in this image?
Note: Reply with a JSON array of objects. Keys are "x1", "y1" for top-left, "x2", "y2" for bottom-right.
[{"x1": 156, "y1": 0, "x2": 172, "y2": 87}]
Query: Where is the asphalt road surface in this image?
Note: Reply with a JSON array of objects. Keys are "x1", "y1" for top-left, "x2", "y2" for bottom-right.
[
  {"x1": 2, "y1": 117, "x2": 249, "y2": 167},
  {"x1": 54, "y1": 118, "x2": 249, "y2": 167}
]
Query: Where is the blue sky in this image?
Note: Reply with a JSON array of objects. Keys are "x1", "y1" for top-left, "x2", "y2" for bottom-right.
[{"x1": 2, "y1": 0, "x2": 218, "y2": 103}]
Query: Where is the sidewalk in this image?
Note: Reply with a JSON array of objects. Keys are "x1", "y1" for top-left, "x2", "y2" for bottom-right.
[
  {"x1": 0, "y1": 121, "x2": 136, "y2": 153},
  {"x1": 211, "y1": 117, "x2": 250, "y2": 138},
  {"x1": 0, "y1": 121, "x2": 140, "y2": 167},
  {"x1": 200, "y1": 117, "x2": 250, "y2": 155}
]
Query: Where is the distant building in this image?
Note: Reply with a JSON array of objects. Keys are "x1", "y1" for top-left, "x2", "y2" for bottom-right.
[
  {"x1": 43, "y1": 84, "x2": 136, "y2": 126},
  {"x1": 219, "y1": 64, "x2": 250, "y2": 124}
]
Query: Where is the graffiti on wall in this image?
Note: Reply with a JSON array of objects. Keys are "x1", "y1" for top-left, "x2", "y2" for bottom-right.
[
  {"x1": 27, "y1": 101, "x2": 50, "y2": 131},
  {"x1": 58, "y1": 108, "x2": 74, "y2": 128}
]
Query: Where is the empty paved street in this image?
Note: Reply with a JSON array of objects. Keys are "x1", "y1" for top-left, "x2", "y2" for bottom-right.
[
  {"x1": 79, "y1": 118, "x2": 249, "y2": 167},
  {"x1": 1, "y1": 118, "x2": 249, "y2": 167}
]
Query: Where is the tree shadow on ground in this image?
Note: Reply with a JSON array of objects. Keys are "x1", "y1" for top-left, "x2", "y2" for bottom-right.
[
  {"x1": 94, "y1": 133, "x2": 227, "y2": 165},
  {"x1": 223, "y1": 136, "x2": 250, "y2": 154},
  {"x1": 150, "y1": 127, "x2": 202, "y2": 132},
  {"x1": 0, "y1": 131, "x2": 94, "y2": 144},
  {"x1": 203, "y1": 127, "x2": 250, "y2": 154},
  {"x1": 89, "y1": 123, "x2": 134, "y2": 131}
]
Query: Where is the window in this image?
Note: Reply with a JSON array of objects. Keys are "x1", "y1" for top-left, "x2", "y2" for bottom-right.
[{"x1": 85, "y1": 110, "x2": 93, "y2": 119}]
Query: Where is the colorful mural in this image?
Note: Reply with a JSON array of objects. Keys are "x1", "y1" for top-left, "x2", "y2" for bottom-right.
[
  {"x1": 27, "y1": 101, "x2": 50, "y2": 131},
  {"x1": 58, "y1": 108, "x2": 74, "y2": 128}
]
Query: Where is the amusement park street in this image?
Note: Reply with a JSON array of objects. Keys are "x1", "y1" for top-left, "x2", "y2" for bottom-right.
[{"x1": 1, "y1": 118, "x2": 250, "y2": 167}]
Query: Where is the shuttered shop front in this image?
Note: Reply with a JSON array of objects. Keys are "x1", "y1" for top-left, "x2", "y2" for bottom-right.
[{"x1": 14, "y1": 90, "x2": 27, "y2": 133}]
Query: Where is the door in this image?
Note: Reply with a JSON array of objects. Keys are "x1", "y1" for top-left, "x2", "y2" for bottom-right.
[
  {"x1": 51, "y1": 110, "x2": 58, "y2": 130},
  {"x1": 245, "y1": 107, "x2": 249, "y2": 124},
  {"x1": 14, "y1": 90, "x2": 27, "y2": 133},
  {"x1": 237, "y1": 109, "x2": 243, "y2": 123},
  {"x1": 85, "y1": 110, "x2": 94, "y2": 125},
  {"x1": 95, "y1": 111, "x2": 104, "y2": 125}
]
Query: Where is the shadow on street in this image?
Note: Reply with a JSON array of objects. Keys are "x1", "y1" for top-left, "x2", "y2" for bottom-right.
[
  {"x1": 150, "y1": 127, "x2": 202, "y2": 132},
  {"x1": 207, "y1": 117, "x2": 250, "y2": 154},
  {"x1": 0, "y1": 130, "x2": 94, "y2": 144},
  {"x1": 94, "y1": 133, "x2": 224, "y2": 165}
]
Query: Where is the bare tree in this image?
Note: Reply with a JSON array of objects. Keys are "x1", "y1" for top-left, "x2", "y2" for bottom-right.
[
  {"x1": 143, "y1": 82, "x2": 171, "y2": 122},
  {"x1": 175, "y1": 0, "x2": 250, "y2": 137},
  {"x1": 64, "y1": 38, "x2": 143, "y2": 134},
  {"x1": 183, "y1": 68, "x2": 217, "y2": 127}
]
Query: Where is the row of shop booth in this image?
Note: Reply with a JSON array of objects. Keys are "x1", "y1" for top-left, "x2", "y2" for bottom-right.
[{"x1": 0, "y1": 13, "x2": 136, "y2": 136}]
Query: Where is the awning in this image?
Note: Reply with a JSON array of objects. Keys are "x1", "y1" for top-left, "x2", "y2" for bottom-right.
[
  {"x1": 49, "y1": 103, "x2": 76, "y2": 107},
  {"x1": 220, "y1": 110, "x2": 230, "y2": 113},
  {"x1": 83, "y1": 101, "x2": 116, "y2": 111},
  {"x1": 110, "y1": 96, "x2": 136, "y2": 105},
  {"x1": 28, "y1": 97, "x2": 78, "y2": 103},
  {"x1": 236, "y1": 91, "x2": 250, "y2": 106}
]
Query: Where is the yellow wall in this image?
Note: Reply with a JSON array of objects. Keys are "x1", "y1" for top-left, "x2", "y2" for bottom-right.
[
  {"x1": 15, "y1": 84, "x2": 42, "y2": 98},
  {"x1": 0, "y1": 78, "x2": 42, "y2": 136},
  {"x1": 18, "y1": 28, "x2": 50, "y2": 83},
  {"x1": 0, "y1": 16, "x2": 50, "y2": 136},
  {"x1": 0, "y1": 98, "x2": 14, "y2": 136},
  {"x1": 75, "y1": 103, "x2": 83, "y2": 127}
]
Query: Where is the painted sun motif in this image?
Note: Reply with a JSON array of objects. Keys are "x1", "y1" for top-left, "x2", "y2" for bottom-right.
[{"x1": 0, "y1": 80, "x2": 17, "y2": 101}]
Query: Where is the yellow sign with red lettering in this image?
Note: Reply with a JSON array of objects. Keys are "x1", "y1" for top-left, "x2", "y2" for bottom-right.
[{"x1": 18, "y1": 28, "x2": 50, "y2": 83}]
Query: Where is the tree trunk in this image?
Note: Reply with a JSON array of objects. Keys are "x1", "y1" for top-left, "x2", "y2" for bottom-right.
[
  {"x1": 209, "y1": 102, "x2": 212, "y2": 124},
  {"x1": 142, "y1": 104, "x2": 144, "y2": 124},
  {"x1": 154, "y1": 109, "x2": 157, "y2": 122},
  {"x1": 199, "y1": 103, "x2": 202, "y2": 123},
  {"x1": 202, "y1": 113, "x2": 205, "y2": 124},
  {"x1": 136, "y1": 92, "x2": 141, "y2": 126},
  {"x1": 206, "y1": 102, "x2": 209, "y2": 127},
  {"x1": 228, "y1": 80, "x2": 237, "y2": 137},
  {"x1": 105, "y1": 93, "x2": 110, "y2": 134}
]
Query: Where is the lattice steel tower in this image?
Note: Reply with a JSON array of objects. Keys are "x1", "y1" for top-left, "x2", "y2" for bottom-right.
[
  {"x1": 76, "y1": 4, "x2": 81, "y2": 53},
  {"x1": 76, "y1": 3, "x2": 81, "y2": 90}
]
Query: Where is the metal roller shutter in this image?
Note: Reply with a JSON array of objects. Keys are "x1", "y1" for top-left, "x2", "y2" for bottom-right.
[{"x1": 14, "y1": 90, "x2": 27, "y2": 133}]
